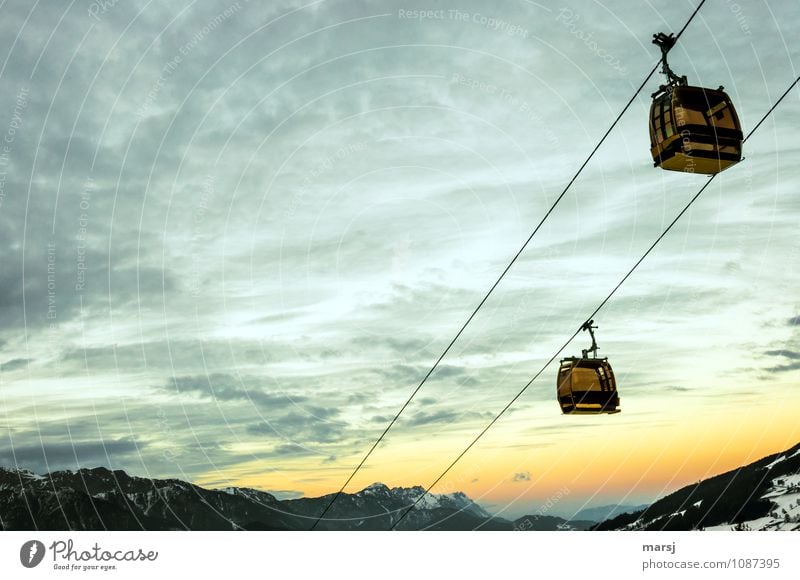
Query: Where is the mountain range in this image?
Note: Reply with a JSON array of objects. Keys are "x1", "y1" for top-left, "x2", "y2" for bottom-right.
[
  {"x1": 1, "y1": 441, "x2": 797, "y2": 531},
  {"x1": 0, "y1": 468, "x2": 520, "y2": 531}
]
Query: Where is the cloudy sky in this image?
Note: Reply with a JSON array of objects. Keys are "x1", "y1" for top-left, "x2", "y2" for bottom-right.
[{"x1": 0, "y1": 0, "x2": 798, "y2": 519}]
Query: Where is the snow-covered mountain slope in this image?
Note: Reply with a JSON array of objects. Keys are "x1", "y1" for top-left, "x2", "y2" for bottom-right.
[
  {"x1": 595, "y1": 441, "x2": 800, "y2": 531},
  {"x1": 705, "y1": 472, "x2": 800, "y2": 531},
  {"x1": 283, "y1": 482, "x2": 504, "y2": 530}
]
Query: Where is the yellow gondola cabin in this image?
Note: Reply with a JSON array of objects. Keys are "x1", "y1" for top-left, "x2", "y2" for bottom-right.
[
  {"x1": 649, "y1": 32, "x2": 743, "y2": 175},
  {"x1": 557, "y1": 320, "x2": 620, "y2": 415},
  {"x1": 649, "y1": 85, "x2": 743, "y2": 174}
]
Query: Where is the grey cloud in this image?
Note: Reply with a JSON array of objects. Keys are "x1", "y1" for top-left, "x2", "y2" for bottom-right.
[
  {"x1": 524, "y1": 424, "x2": 581, "y2": 436},
  {"x1": 766, "y1": 361, "x2": 800, "y2": 374},
  {"x1": 512, "y1": 471, "x2": 531, "y2": 482},
  {"x1": 0, "y1": 438, "x2": 145, "y2": 474},
  {"x1": 405, "y1": 409, "x2": 491, "y2": 428},
  {"x1": 0, "y1": 219, "x2": 179, "y2": 333},
  {"x1": 376, "y1": 364, "x2": 424, "y2": 384},
  {"x1": 788, "y1": 316, "x2": 800, "y2": 326},
  {"x1": 165, "y1": 373, "x2": 306, "y2": 409},
  {"x1": 765, "y1": 349, "x2": 800, "y2": 360},
  {"x1": 269, "y1": 443, "x2": 317, "y2": 457},
  {"x1": 246, "y1": 406, "x2": 348, "y2": 445},
  {"x1": 58, "y1": 339, "x2": 317, "y2": 376},
  {"x1": 0, "y1": 358, "x2": 32, "y2": 372},
  {"x1": 406, "y1": 410, "x2": 461, "y2": 427},
  {"x1": 376, "y1": 363, "x2": 478, "y2": 386},
  {"x1": 365, "y1": 284, "x2": 477, "y2": 318},
  {"x1": 107, "y1": 265, "x2": 178, "y2": 305},
  {"x1": 434, "y1": 366, "x2": 475, "y2": 380},
  {"x1": 351, "y1": 335, "x2": 434, "y2": 355},
  {"x1": 256, "y1": 442, "x2": 337, "y2": 461},
  {"x1": 345, "y1": 392, "x2": 370, "y2": 404},
  {"x1": 763, "y1": 349, "x2": 800, "y2": 373}
]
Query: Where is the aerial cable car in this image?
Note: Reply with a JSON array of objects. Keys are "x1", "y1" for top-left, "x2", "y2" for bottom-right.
[
  {"x1": 557, "y1": 320, "x2": 620, "y2": 415},
  {"x1": 649, "y1": 32, "x2": 743, "y2": 175}
]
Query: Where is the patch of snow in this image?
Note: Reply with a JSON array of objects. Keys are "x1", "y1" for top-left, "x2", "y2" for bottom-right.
[
  {"x1": 361, "y1": 482, "x2": 389, "y2": 495},
  {"x1": 442, "y1": 492, "x2": 490, "y2": 518},
  {"x1": 765, "y1": 455, "x2": 786, "y2": 469},
  {"x1": 770, "y1": 492, "x2": 800, "y2": 512},
  {"x1": 556, "y1": 522, "x2": 573, "y2": 530},
  {"x1": 632, "y1": 464, "x2": 800, "y2": 532},
  {"x1": 414, "y1": 492, "x2": 441, "y2": 510},
  {"x1": 704, "y1": 522, "x2": 730, "y2": 531},
  {"x1": 772, "y1": 474, "x2": 800, "y2": 488},
  {"x1": 721, "y1": 474, "x2": 800, "y2": 530},
  {"x1": 706, "y1": 516, "x2": 775, "y2": 531},
  {"x1": 748, "y1": 516, "x2": 780, "y2": 530}
]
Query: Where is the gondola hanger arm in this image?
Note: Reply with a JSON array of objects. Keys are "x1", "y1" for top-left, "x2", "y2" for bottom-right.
[
  {"x1": 580, "y1": 319, "x2": 599, "y2": 359},
  {"x1": 652, "y1": 31, "x2": 687, "y2": 96}
]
